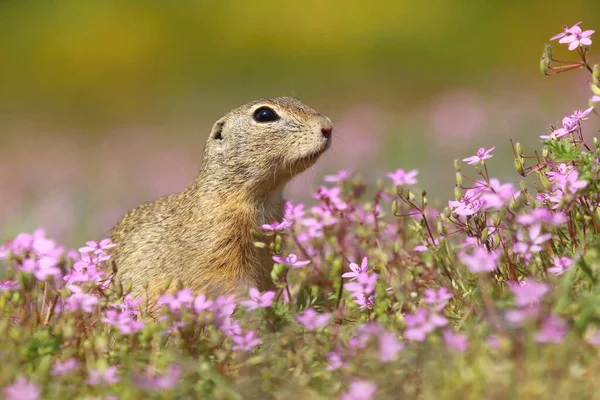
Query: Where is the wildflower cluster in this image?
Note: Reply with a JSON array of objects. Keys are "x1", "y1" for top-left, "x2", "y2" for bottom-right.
[{"x1": 1, "y1": 21, "x2": 600, "y2": 399}]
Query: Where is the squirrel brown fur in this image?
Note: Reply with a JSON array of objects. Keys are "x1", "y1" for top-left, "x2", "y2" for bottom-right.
[{"x1": 108, "y1": 97, "x2": 332, "y2": 305}]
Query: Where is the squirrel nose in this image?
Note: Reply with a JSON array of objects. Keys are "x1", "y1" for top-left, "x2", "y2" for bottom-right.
[{"x1": 321, "y1": 121, "x2": 333, "y2": 138}]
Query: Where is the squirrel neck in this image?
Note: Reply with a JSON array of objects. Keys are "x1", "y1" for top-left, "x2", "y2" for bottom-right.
[{"x1": 185, "y1": 167, "x2": 286, "y2": 221}]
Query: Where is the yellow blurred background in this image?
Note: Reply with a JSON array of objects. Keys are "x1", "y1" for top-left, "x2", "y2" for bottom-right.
[{"x1": 1, "y1": 1, "x2": 599, "y2": 244}]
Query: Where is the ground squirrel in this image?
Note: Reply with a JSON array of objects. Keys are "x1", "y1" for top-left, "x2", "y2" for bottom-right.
[{"x1": 108, "y1": 97, "x2": 332, "y2": 304}]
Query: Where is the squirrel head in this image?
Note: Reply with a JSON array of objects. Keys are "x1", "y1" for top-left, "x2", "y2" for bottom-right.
[{"x1": 200, "y1": 97, "x2": 333, "y2": 197}]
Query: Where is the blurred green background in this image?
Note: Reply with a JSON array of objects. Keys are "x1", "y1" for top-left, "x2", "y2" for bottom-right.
[{"x1": 1, "y1": 1, "x2": 599, "y2": 244}]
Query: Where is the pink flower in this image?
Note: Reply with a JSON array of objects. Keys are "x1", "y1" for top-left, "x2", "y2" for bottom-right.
[
  {"x1": 192, "y1": 294, "x2": 214, "y2": 313},
  {"x1": 64, "y1": 252, "x2": 106, "y2": 284},
  {"x1": 213, "y1": 295, "x2": 236, "y2": 318},
  {"x1": 462, "y1": 146, "x2": 495, "y2": 165},
  {"x1": 478, "y1": 179, "x2": 519, "y2": 209},
  {"x1": 342, "y1": 257, "x2": 369, "y2": 281},
  {"x1": 345, "y1": 272, "x2": 378, "y2": 310},
  {"x1": 486, "y1": 335, "x2": 502, "y2": 349},
  {"x1": 459, "y1": 247, "x2": 499, "y2": 273},
  {"x1": 550, "y1": 22, "x2": 582, "y2": 41},
  {"x1": 3, "y1": 377, "x2": 40, "y2": 400},
  {"x1": 535, "y1": 315, "x2": 568, "y2": 343},
  {"x1": 0, "y1": 280, "x2": 19, "y2": 291},
  {"x1": 296, "y1": 307, "x2": 331, "y2": 330},
  {"x1": 231, "y1": 330, "x2": 261, "y2": 351},
  {"x1": 585, "y1": 328, "x2": 600, "y2": 345},
  {"x1": 517, "y1": 209, "x2": 567, "y2": 226},
  {"x1": 284, "y1": 201, "x2": 305, "y2": 221},
  {"x1": 259, "y1": 219, "x2": 292, "y2": 232},
  {"x1": 387, "y1": 168, "x2": 418, "y2": 186},
  {"x1": 514, "y1": 224, "x2": 552, "y2": 255},
  {"x1": 133, "y1": 364, "x2": 182, "y2": 390},
  {"x1": 378, "y1": 331, "x2": 404, "y2": 362},
  {"x1": 443, "y1": 329, "x2": 468, "y2": 352},
  {"x1": 547, "y1": 256, "x2": 573, "y2": 276},
  {"x1": 240, "y1": 288, "x2": 276, "y2": 311},
  {"x1": 423, "y1": 287, "x2": 452, "y2": 311},
  {"x1": 541, "y1": 107, "x2": 593, "y2": 139},
  {"x1": 340, "y1": 380, "x2": 377, "y2": 400},
  {"x1": 212, "y1": 295, "x2": 237, "y2": 332},
  {"x1": 101, "y1": 310, "x2": 144, "y2": 334},
  {"x1": 314, "y1": 186, "x2": 348, "y2": 210},
  {"x1": 78, "y1": 238, "x2": 116, "y2": 255},
  {"x1": 157, "y1": 289, "x2": 195, "y2": 313},
  {"x1": 218, "y1": 317, "x2": 242, "y2": 337},
  {"x1": 64, "y1": 285, "x2": 98, "y2": 313},
  {"x1": 51, "y1": 359, "x2": 80, "y2": 376},
  {"x1": 325, "y1": 350, "x2": 346, "y2": 371},
  {"x1": 272, "y1": 253, "x2": 310, "y2": 268},
  {"x1": 19, "y1": 257, "x2": 61, "y2": 281},
  {"x1": 508, "y1": 280, "x2": 550, "y2": 307},
  {"x1": 324, "y1": 169, "x2": 354, "y2": 183},
  {"x1": 302, "y1": 206, "x2": 339, "y2": 238},
  {"x1": 448, "y1": 190, "x2": 483, "y2": 216},
  {"x1": 559, "y1": 24, "x2": 594, "y2": 50},
  {"x1": 404, "y1": 308, "x2": 448, "y2": 342},
  {"x1": 86, "y1": 366, "x2": 120, "y2": 385},
  {"x1": 505, "y1": 306, "x2": 540, "y2": 325},
  {"x1": 553, "y1": 169, "x2": 588, "y2": 194},
  {"x1": 0, "y1": 245, "x2": 8, "y2": 260}
]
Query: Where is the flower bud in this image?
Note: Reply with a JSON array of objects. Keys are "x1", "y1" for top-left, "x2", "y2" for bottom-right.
[
  {"x1": 493, "y1": 234, "x2": 501, "y2": 248},
  {"x1": 270, "y1": 263, "x2": 286, "y2": 283},
  {"x1": 438, "y1": 212, "x2": 447, "y2": 224},
  {"x1": 594, "y1": 137, "x2": 600, "y2": 151},
  {"x1": 481, "y1": 228, "x2": 489, "y2": 242},
  {"x1": 455, "y1": 172, "x2": 463, "y2": 187},
  {"x1": 437, "y1": 220, "x2": 447, "y2": 236},
  {"x1": 253, "y1": 241, "x2": 266, "y2": 249},
  {"x1": 592, "y1": 83, "x2": 600, "y2": 96},
  {"x1": 543, "y1": 43, "x2": 553, "y2": 58},
  {"x1": 114, "y1": 281, "x2": 123, "y2": 298},
  {"x1": 392, "y1": 200, "x2": 398, "y2": 215},
  {"x1": 514, "y1": 142, "x2": 523, "y2": 157},
  {"x1": 542, "y1": 148, "x2": 549, "y2": 158},
  {"x1": 111, "y1": 260, "x2": 118, "y2": 274},
  {"x1": 514, "y1": 158, "x2": 525, "y2": 176},
  {"x1": 540, "y1": 46, "x2": 551, "y2": 76},
  {"x1": 453, "y1": 159, "x2": 461, "y2": 172},
  {"x1": 492, "y1": 213, "x2": 501, "y2": 226},
  {"x1": 593, "y1": 64, "x2": 600, "y2": 85},
  {"x1": 540, "y1": 175, "x2": 552, "y2": 192},
  {"x1": 454, "y1": 187, "x2": 462, "y2": 201}
]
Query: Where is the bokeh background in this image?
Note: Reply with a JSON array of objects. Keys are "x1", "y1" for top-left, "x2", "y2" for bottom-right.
[{"x1": 1, "y1": 1, "x2": 599, "y2": 245}]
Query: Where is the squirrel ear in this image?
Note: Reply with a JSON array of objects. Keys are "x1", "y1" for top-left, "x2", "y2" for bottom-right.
[{"x1": 210, "y1": 119, "x2": 225, "y2": 140}]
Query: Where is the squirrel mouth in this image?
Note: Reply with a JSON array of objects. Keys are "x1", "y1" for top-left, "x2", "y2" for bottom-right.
[{"x1": 297, "y1": 144, "x2": 329, "y2": 165}]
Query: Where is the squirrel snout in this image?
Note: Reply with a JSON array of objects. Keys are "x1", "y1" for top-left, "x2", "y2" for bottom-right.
[{"x1": 320, "y1": 119, "x2": 333, "y2": 138}]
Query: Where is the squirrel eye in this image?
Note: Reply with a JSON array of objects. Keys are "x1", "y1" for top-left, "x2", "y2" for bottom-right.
[{"x1": 253, "y1": 106, "x2": 280, "y2": 123}]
